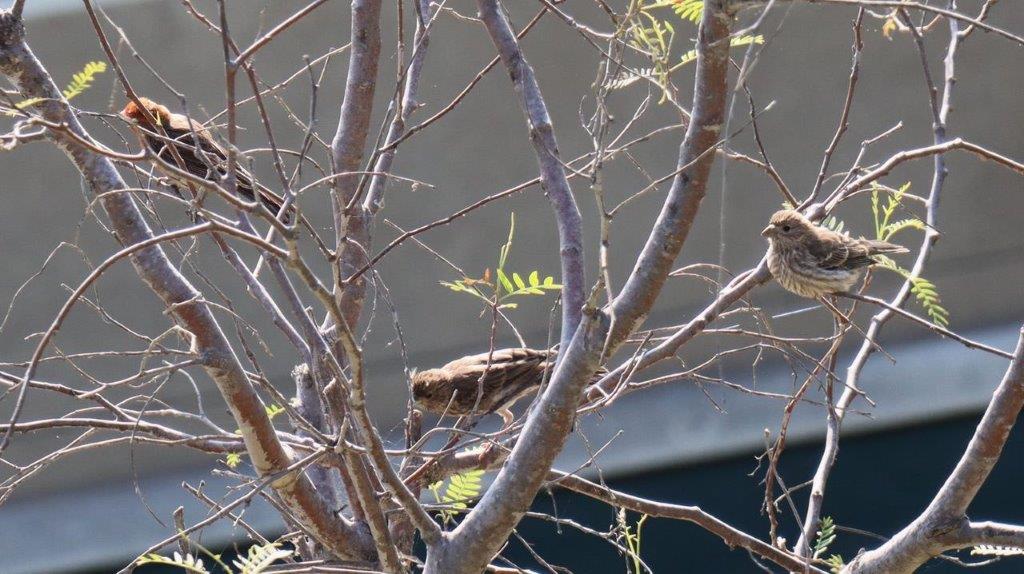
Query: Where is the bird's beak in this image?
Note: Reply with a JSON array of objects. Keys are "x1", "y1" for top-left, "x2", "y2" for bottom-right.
[{"x1": 761, "y1": 224, "x2": 773, "y2": 237}]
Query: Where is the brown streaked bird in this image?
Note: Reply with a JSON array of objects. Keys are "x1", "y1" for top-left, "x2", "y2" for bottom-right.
[
  {"x1": 120, "y1": 97, "x2": 290, "y2": 221},
  {"x1": 412, "y1": 348, "x2": 606, "y2": 427},
  {"x1": 762, "y1": 209, "x2": 909, "y2": 298}
]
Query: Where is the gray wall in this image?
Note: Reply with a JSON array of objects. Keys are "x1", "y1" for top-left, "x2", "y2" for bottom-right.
[{"x1": 0, "y1": 1, "x2": 1022, "y2": 571}]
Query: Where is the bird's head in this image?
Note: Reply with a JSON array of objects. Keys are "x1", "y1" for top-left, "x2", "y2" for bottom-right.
[
  {"x1": 410, "y1": 369, "x2": 449, "y2": 410},
  {"x1": 762, "y1": 209, "x2": 813, "y2": 245},
  {"x1": 120, "y1": 97, "x2": 169, "y2": 128}
]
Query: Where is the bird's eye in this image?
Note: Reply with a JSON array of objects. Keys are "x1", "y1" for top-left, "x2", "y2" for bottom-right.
[{"x1": 782, "y1": 225, "x2": 791, "y2": 232}]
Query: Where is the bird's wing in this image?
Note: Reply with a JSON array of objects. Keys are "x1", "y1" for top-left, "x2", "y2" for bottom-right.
[
  {"x1": 144, "y1": 121, "x2": 288, "y2": 216},
  {"x1": 806, "y1": 229, "x2": 875, "y2": 270},
  {"x1": 144, "y1": 121, "x2": 228, "y2": 179},
  {"x1": 176, "y1": 130, "x2": 287, "y2": 215},
  {"x1": 449, "y1": 350, "x2": 548, "y2": 403},
  {"x1": 828, "y1": 237, "x2": 908, "y2": 270},
  {"x1": 808, "y1": 233, "x2": 847, "y2": 269},
  {"x1": 452, "y1": 348, "x2": 551, "y2": 369},
  {"x1": 163, "y1": 113, "x2": 215, "y2": 142}
]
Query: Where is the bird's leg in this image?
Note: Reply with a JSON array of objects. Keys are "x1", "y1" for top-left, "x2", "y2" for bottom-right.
[
  {"x1": 821, "y1": 294, "x2": 897, "y2": 363},
  {"x1": 472, "y1": 408, "x2": 516, "y2": 465},
  {"x1": 166, "y1": 182, "x2": 187, "y2": 203},
  {"x1": 819, "y1": 295, "x2": 851, "y2": 324},
  {"x1": 192, "y1": 191, "x2": 206, "y2": 220},
  {"x1": 170, "y1": 184, "x2": 201, "y2": 223}
]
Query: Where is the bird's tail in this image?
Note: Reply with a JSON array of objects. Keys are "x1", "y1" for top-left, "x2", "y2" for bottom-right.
[
  {"x1": 863, "y1": 239, "x2": 909, "y2": 255},
  {"x1": 255, "y1": 187, "x2": 293, "y2": 224},
  {"x1": 235, "y1": 176, "x2": 293, "y2": 224}
]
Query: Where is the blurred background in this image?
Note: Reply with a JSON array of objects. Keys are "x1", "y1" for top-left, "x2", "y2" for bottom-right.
[{"x1": 0, "y1": 0, "x2": 1022, "y2": 572}]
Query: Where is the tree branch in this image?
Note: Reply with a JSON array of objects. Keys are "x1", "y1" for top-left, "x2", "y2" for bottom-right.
[
  {"x1": 475, "y1": 0, "x2": 585, "y2": 350},
  {"x1": 363, "y1": 0, "x2": 435, "y2": 215},
  {"x1": 942, "y1": 521, "x2": 1024, "y2": 551},
  {"x1": 426, "y1": 2, "x2": 735, "y2": 572},
  {"x1": 550, "y1": 471, "x2": 829, "y2": 574},
  {"x1": 0, "y1": 10, "x2": 374, "y2": 561},
  {"x1": 799, "y1": 8, "x2": 964, "y2": 558},
  {"x1": 729, "y1": 0, "x2": 1024, "y2": 47},
  {"x1": 846, "y1": 326, "x2": 1024, "y2": 573},
  {"x1": 332, "y1": 0, "x2": 382, "y2": 330},
  {"x1": 607, "y1": 0, "x2": 735, "y2": 349}
]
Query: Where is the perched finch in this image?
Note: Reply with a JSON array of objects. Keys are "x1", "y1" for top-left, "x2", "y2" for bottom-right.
[
  {"x1": 412, "y1": 348, "x2": 606, "y2": 426},
  {"x1": 763, "y1": 209, "x2": 909, "y2": 298},
  {"x1": 120, "y1": 97, "x2": 290, "y2": 221}
]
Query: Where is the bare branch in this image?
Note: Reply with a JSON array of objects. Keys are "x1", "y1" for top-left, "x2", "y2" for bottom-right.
[
  {"x1": 799, "y1": 8, "x2": 968, "y2": 557},
  {"x1": 363, "y1": 0, "x2": 436, "y2": 215},
  {"x1": 730, "y1": 0, "x2": 1024, "y2": 47},
  {"x1": 804, "y1": 8, "x2": 864, "y2": 206},
  {"x1": 608, "y1": 0, "x2": 735, "y2": 348},
  {"x1": 550, "y1": 471, "x2": 829, "y2": 574},
  {"x1": 476, "y1": 0, "x2": 586, "y2": 350},
  {"x1": 427, "y1": 3, "x2": 736, "y2": 572},
  {"x1": 838, "y1": 292, "x2": 1013, "y2": 359},
  {"x1": 846, "y1": 326, "x2": 1024, "y2": 573},
  {"x1": 0, "y1": 11, "x2": 374, "y2": 561},
  {"x1": 233, "y1": 0, "x2": 331, "y2": 65}
]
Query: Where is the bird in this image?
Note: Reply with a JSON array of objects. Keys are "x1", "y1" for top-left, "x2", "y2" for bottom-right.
[
  {"x1": 762, "y1": 209, "x2": 909, "y2": 298},
  {"x1": 411, "y1": 348, "x2": 607, "y2": 427},
  {"x1": 120, "y1": 97, "x2": 290, "y2": 221}
]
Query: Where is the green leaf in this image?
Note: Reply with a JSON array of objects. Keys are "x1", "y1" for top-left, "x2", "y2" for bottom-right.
[
  {"x1": 617, "y1": 10, "x2": 675, "y2": 102},
  {"x1": 498, "y1": 213, "x2": 516, "y2": 271},
  {"x1": 813, "y1": 516, "x2": 837, "y2": 560},
  {"x1": 617, "y1": 509, "x2": 650, "y2": 574},
  {"x1": 440, "y1": 278, "x2": 492, "y2": 305},
  {"x1": 972, "y1": 545, "x2": 1024, "y2": 557},
  {"x1": 441, "y1": 212, "x2": 559, "y2": 308},
  {"x1": 882, "y1": 218, "x2": 925, "y2": 241},
  {"x1": 446, "y1": 469, "x2": 484, "y2": 504},
  {"x1": 911, "y1": 277, "x2": 950, "y2": 327},
  {"x1": 822, "y1": 215, "x2": 846, "y2": 234},
  {"x1": 496, "y1": 269, "x2": 515, "y2": 295},
  {"x1": 871, "y1": 184, "x2": 883, "y2": 238},
  {"x1": 646, "y1": 0, "x2": 703, "y2": 23},
  {"x1": 7, "y1": 60, "x2": 107, "y2": 116},
  {"x1": 875, "y1": 258, "x2": 950, "y2": 327},
  {"x1": 440, "y1": 281, "x2": 462, "y2": 292},
  {"x1": 679, "y1": 34, "x2": 763, "y2": 66},
  {"x1": 265, "y1": 404, "x2": 285, "y2": 419},
  {"x1": 606, "y1": 67, "x2": 658, "y2": 91},
  {"x1": 875, "y1": 180, "x2": 911, "y2": 236},
  {"x1": 225, "y1": 453, "x2": 242, "y2": 469},
  {"x1": 512, "y1": 272, "x2": 527, "y2": 290},
  {"x1": 431, "y1": 468, "x2": 486, "y2": 524},
  {"x1": 63, "y1": 61, "x2": 108, "y2": 100},
  {"x1": 136, "y1": 552, "x2": 210, "y2": 574},
  {"x1": 233, "y1": 542, "x2": 293, "y2": 574},
  {"x1": 872, "y1": 181, "x2": 923, "y2": 240}
]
